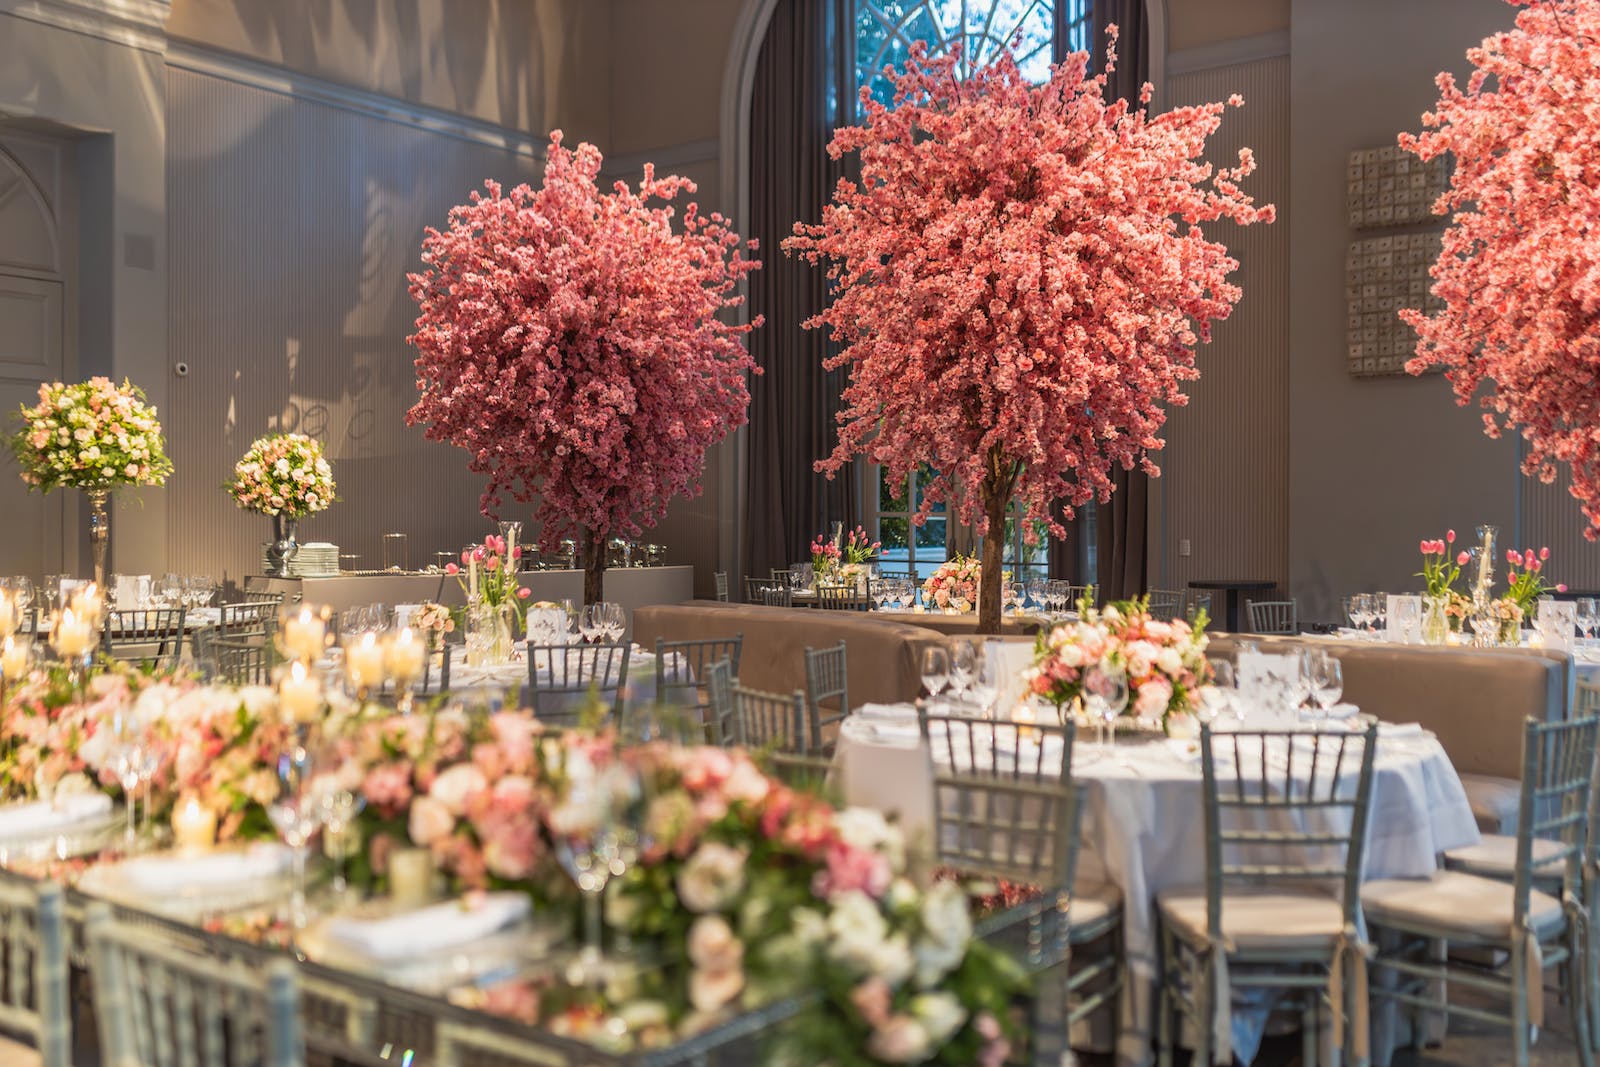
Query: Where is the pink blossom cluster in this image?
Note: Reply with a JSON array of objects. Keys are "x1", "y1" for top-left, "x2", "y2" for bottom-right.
[
  {"x1": 1399, "y1": 0, "x2": 1600, "y2": 537},
  {"x1": 407, "y1": 131, "x2": 762, "y2": 548},
  {"x1": 1026, "y1": 597, "x2": 1213, "y2": 728},
  {"x1": 922, "y1": 556, "x2": 983, "y2": 611},
  {"x1": 11, "y1": 377, "x2": 172, "y2": 492},
  {"x1": 784, "y1": 28, "x2": 1273, "y2": 550},
  {"x1": 226, "y1": 433, "x2": 335, "y2": 518}
]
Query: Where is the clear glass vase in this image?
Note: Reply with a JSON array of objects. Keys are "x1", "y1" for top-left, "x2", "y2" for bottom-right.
[
  {"x1": 465, "y1": 597, "x2": 515, "y2": 666},
  {"x1": 1422, "y1": 595, "x2": 1450, "y2": 645}
]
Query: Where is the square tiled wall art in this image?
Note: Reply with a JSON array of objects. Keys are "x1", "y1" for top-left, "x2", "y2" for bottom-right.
[
  {"x1": 1347, "y1": 145, "x2": 1450, "y2": 229},
  {"x1": 1345, "y1": 232, "x2": 1445, "y2": 378}
]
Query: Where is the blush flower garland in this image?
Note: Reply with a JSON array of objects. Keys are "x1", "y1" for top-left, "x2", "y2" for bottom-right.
[
  {"x1": 10, "y1": 377, "x2": 172, "y2": 492},
  {"x1": 407, "y1": 132, "x2": 763, "y2": 605},
  {"x1": 226, "y1": 433, "x2": 335, "y2": 518},
  {"x1": 1399, "y1": 0, "x2": 1600, "y2": 538},
  {"x1": 784, "y1": 29, "x2": 1273, "y2": 634}
]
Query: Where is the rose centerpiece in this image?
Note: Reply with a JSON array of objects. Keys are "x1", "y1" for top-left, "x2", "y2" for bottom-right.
[
  {"x1": 1026, "y1": 596, "x2": 1213, "y2": 736},
  {"x1": 10, "y1": 377, "x2": 173, "y2": 586},
  {"x1": 227, "y1": 433, "x2": 335, "y2": 577},
  {"x1": 921, "y1": 556, "x2": 982, "y2": 613}
]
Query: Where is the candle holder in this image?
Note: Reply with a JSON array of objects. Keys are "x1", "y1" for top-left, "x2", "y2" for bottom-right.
[
  {"x1": 342, "y1": 630, "x2": 388, "y2": 705},
  {"x1": 383, "y1": 626, "x2": 426, "y2": 714},
  {"x1": 278, "y1": 602, "x2": 333, "y2": 665}
]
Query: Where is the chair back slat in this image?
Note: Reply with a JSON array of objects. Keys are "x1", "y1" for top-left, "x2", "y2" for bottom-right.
[
  {"x1": 104, "y1": 608, "x2": 188, "y2": 668},
  {"x1": 1516, "y1": 715, "x2": 1599, "y2": 906},
  {"x1": 209, "y1": 637, "x2": 275, "y2": 686},
  {"x1": 1246, "y1": 599, "x2": 1297, "y2": 635},
  {"x1": 730, "y1": 684, "x2": 810, "y2": 754},
  {"x1": 655, "y1": 636, "x2": 743, "y2": 741},
  {"x1": 704, "y1": 658, "x2": 737, "y2": 747},
  {"x1": 744, "y1": 577, "x2": 789, "y2": 604},
  {"x1": 713, "y1": 572, "x2": 730, "y2": 602},
  {"x1": 760, "y1": 585, "x2": 794, "y2": 608},
  {"x1": 919, "y1": 711, "x2": 1078, "y2": 889},
  {"x1": 1186, "y1": 591, "x2": 1213, "y2": 623},
  {"x1": 1145, "y1": 589, "x2": 1184, "y2": 622},
  {"x1": 804, "y1": 642, "x2": 849, "y2": 747},
  {"x1": 0, "y1": 880, "x2": 68, "y2": 1067},
  {"x1": 87, "y1": 902, "x2": 303, "y2": 1067},
  {"x1": 815, "y1": 584, "x2": 871, "y2": 611},
  {"x1": 524, "y1": 644, "x2": 630, "y2": 727},
  {"x1": 1199, "y1": 723, "x2": 1380, "y2": 939}
]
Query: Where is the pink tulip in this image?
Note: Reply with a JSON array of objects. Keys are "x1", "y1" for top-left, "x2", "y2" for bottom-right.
[
  {"x1": 1507, "y1": 549, "x2": 1523, "y2": 567},
  {"x1": 445, "y1": 563, "x2": 459, "y2": 575},
  {"x1": 1457, "y1": 551, "x2": 1471, "y2": 566},
  {"x1": 1419, "y1": 539, "x2": 1431, "y2": 554},
  {"x1": 1540, "y1": 546, "x2": 1550, "y2": 561},
  {"x1": 1559, "y1": 584, "x2": 1569, "y2": 593},
  {"x1": 1447, "y1": 529, "x2": 1456, "y2": 543}
]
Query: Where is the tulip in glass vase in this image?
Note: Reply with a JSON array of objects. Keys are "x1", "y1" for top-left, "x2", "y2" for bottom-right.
[{"x1": 1416, "y1": 530, "x2": 1469, "y2": 645}]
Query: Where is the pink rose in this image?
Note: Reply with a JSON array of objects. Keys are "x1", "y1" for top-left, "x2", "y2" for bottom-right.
[
  {"x1": 687, "y1": 915, "x2": 744, "y2": 972},
  {"x1": 429, "y1": 763, "x2": 488, "y2": 816},
  {"x1": 850, "y1": 978, "x2": 893, "y2": 1028},
  {"x1": 408, "y1": 795, "x2": 454, "y2": 846}
]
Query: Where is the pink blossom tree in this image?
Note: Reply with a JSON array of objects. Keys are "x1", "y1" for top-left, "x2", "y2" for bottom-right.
[
  {"x1": 408, "y1": 132, "x2": 762, "y2": 604},
  {"x1": 1400, "y1": 0, "x2": 1600, "y2": 537},
  {"x1": 784, "y1": 32, "x2": 1273, "y2": 634}
]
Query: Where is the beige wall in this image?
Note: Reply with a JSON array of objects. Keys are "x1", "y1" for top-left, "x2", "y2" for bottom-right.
[
  {"x1": 1167, "y1": 0, "x2": 1289, "y2": 52},
  {"x1": 608, "y1": 0, "x2": 744, "y2": 156},
  {"x1": 167, "y1": 0, "x2": 611, "y2": 144}
]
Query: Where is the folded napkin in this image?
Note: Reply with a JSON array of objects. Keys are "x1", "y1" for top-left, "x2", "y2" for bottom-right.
[
  {"x1": 1322, "y1": 702, "x2": 1360, "y2": 720},
  {"x1": 0, "y1": 793, "x2": 110, "y2": 840},
  {"x1": 116, "y1": 843, "x2": 292, "y2": 895},
  {"x1": 322, "y1": 893, "x2": 531, "y2": 961},
  {"x1": 1378, "y1": 722, "x2": 1425, "y2": 740},
  {"x1": 854, "y1": 703, "x2": 917, "y2": 722}
]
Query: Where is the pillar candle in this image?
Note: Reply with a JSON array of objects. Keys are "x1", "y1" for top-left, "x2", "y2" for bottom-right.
[
  {"x1": 172, "y1": 796, "x2": 217, "y2": 850},
  {"x1": 388, "y1": 847, "x2": 434, "y2": 907},
  {"x1": 278, "y1": 660, "x2": 324, "y2": 723},
  {"x1": 51, "y1": 609, "x2": 93, "y2": 658},
  {"x1": 346, "y1": 632, "x2": 387, "y2": 690},
  {"x1": 283, "y1": 608, "x2": 327, "y2": 664},
  {"x1": 0, "y1": 592, "x2": 16, "y2": 639},
  {"x1": 384, "y1": 627, "x2": 425, "y2": 684},
  {"x1": 1, "y1": 637, "x2": 30, "y2": 681}
]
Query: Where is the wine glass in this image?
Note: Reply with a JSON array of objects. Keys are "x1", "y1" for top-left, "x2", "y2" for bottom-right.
[
  {"x1": 42, "y1": 576, "x2": 64, "y2": 615},
  {"x1": 1085, "y1": 668, "x2": 1130, "y2": 751},
  {"x1": 967, "y1": 647, "x2": 999, "y2": 719},
  {"x1": 1311, "y1": 655, "x2": 1344, "y2": 720},
  {"x1": 1207, "y1": 659, "x2": 1242, "y2": 728},
  {"x1": 1025, "y1": 578, "x2": 1048, "y2": 614},
  {"x1": 556, "y1": 598, "x2": 579, "y2": 644},
  {"x1": 268, "y1": 741, "x2": 325, "y2": 930},
  {"x1": 919, "y1": 646, "x2": 950, "y2": 706},
  {"x1": 1289, "y1": 650, "x2": 1315, "y2": 717},
  {"x1": 106, "y1": 710, "x2": 147, "y2": 849},
  {"x1": 601, "y1": 602, "x2": 627, "y2": 644},
  {"x1": 1372, "y1": 593, "x2": 1390, "y2": 637},
  {"x1": 553, "y1": 755, "x2": 640, "y2": 984},
  {"x1": 579, "y1": 605, "x2": 604, "y2": 644},
  {"x1": 1579, "y1": 598, "x2": 1597, "y2": 645},
  {"x1": 318, "y1": 786, "x2": 366, "y2": 901},
  {"x1": 1350, "y1": 594, "x2": 1373, "y2": 636},
  {"x1": 948, "y1": 640, "x2": 977, "y2": 706}
]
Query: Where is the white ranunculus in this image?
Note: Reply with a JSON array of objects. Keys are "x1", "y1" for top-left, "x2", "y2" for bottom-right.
[
  {"x1": 827, "y1": 890, "x2": 893, "y2": 977},
  {"x1": 688, "y1": 965, "x2": 745, "y2": 1013},
  {"x1": 407, "y1": 795, "x2": 453, "y2": 847},
  {"x1": 675, "y1": 842, "x2": 747, "y2": 913},
  {"x1": 1155, "y1": 647, "x2": 1184, "y2": 675},
  {"x1": 910, "y1": 992, "x2": 967, "y2": 1046}
]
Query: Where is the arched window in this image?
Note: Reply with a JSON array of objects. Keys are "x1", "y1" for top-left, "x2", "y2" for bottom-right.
[{"x1": 856, "y1": 1, "x2": 1093, "y2": 582}]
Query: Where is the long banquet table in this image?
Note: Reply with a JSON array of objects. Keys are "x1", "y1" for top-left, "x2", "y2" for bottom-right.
[{"x1": 835, "y1": 709, "x2": 1479, "y2": 1067}]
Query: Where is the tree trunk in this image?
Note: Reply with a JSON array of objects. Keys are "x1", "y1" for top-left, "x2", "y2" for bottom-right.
[
  {"x1": 581, "y1": 527, "x2": 606, "y2": 606},
  {"x1": 976, "y1": 476, "x2": 1008, "y2": 636}
]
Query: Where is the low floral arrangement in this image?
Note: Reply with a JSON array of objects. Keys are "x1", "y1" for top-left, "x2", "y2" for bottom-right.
[
  {"x1": 227, "y1": 433, "x2": 336, "y2": 518},
  {"x1": 1416, "y1": 529, "x2": 1469, "y2": 599},
  {"x1": 0, "y1": 662, "x2": 291, "y2": 842},
  {"x1": 1025, "y1": 596, "x2": 1213, "y2": 733},
  {"x1": 344, "y1": 708, "x2": 1026, "y2": 1062},
  {"x1": 841, "y1": 525, "x2": 881, "y2": 566},
  {"x1": 10, "y1": 378, "x2": 172, "y2": 492},
  {"x1": 921, "y1": 556, "x2": 981, "y2": 613},
  {"x1": 412, "y1": 601, "x2": 455, "y2": 648},
  {"x1": 445, "y1": 534, "x2": 531, "y2": 625}
]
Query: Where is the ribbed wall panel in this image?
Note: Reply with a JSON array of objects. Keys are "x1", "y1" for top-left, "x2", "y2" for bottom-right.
[
  {"x1": 165, "y1": 67, "x2": 540, "y2": 582},
  {"x1": 1159, "y1": 56, "x2": 1291, "y2": 598},
  {"x1": 1521, "y1": 462, "x2": 1600, "y2": 593}
]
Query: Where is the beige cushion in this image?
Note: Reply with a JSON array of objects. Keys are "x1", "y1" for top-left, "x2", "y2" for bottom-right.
[
  {"x1": 1442, "y1": 834, "x2": 1570, "y2": 882},
  {"x1": 1157, "y1": 884, "x2": 1346, "y2": 951},
  {"x1": 1361, "y1": 870, "x2": 1566, "y2": 943},
  {"x1": 1068, "y1": 879, "x2": 1122, "y2": 934},
  {"x1": 1459, "y1": 773, "x2": 1522, "y2": 835},
  {"x1": 0, "y1": 1034, "x2": 39, "y2": 1067}
]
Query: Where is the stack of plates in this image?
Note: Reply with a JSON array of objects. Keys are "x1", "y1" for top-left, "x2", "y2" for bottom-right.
[{"x1": 259, "y1": 542, "x2": 340, "y2": 577}]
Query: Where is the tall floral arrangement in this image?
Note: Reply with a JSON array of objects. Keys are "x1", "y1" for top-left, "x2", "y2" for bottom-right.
[
  {"x1": 10, "y1": 378, "x2": 171, "y2": 492},
  {"x1": 785, "y1": 30, "x2": 1273, "y2": 633},
  {"x1": 408, "y1": 132, "x2": 763, "y2": 605},
  {"x1": 1417, "y1": 529, "x2": 1470, "y2": 598},
  {"x1": 1400, "y1": 0, "x2": 1600, "y2": 538},
  {"x1": 226, "y1": 433, "x2": 335, "y2": 518}
]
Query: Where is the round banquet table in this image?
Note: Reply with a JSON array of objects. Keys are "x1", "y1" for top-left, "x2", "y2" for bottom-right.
[{"x1": 834, "y1": 710, "x2": 1480, "y2": 1067}]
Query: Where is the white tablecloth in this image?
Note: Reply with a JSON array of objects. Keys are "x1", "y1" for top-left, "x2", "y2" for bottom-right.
[
  {"x1": 432, "y1": 645, "x2": 669, "y2": 707},
  {"x1": 836, "y1": 712, "x2": 1479, "y2": 1067}
]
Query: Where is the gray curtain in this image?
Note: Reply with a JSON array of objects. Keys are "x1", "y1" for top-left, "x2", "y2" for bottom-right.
[{"x1": 743, "y1": 0, "x2": 860, "y2": 584}]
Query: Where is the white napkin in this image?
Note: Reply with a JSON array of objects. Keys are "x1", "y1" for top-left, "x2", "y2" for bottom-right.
[
  {"x1": 0, "y1": 793, "x2": 110, "y2": 840},
  {"x1": 1378, "y1": 722, "x2": 1425, "y2": 739},
  {"x1": 322, "y1": 893, "x2": 531, "y2": 960},
  {"x1": 116, "y1": 843, "x2": 292, "y2": 894},
  {"x1": 855, "y1": 703, "x2": 917, "y2": 722},
  {"x1": 1321, "y1": 702, "x2": 1360, "y2": 720}
]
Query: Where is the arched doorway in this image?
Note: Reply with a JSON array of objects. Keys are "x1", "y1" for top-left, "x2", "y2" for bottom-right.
[{"x1": 0, "y1": 131, "x2": 71, "y2": 578}]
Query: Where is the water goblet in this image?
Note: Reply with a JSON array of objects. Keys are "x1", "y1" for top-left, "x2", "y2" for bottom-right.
[
  {"x1": 920, "y1": 646, "x2": 950, "y2": 707},
  {"x1": 1311, "y1": 655, "x2": 1344, "y2": 720},
  {"x1": 318, "y1": 786, "x2": 366, "y2": 900},
  {"x1": 268, "y1": 740, "x2": 325, "y2": 930},
  {"x1": 1085, "y1": 669, "x2": 1130, "y2": 751},
  {"x1": 579, "y1": 605, "x2": 604, "y2": 644},
  {"x1": 106, "y1": 710, "x2": 147, "y2": 849},
  {"x1": 553, "y1": 756, "x2": 640, "y2": 984},
  {"x1": 948, "y1": 639, "x2": 978, "y2": 706},
  {"x1": 1207, "y1": 659, "x2": 1241, "y2": 728},
  {"x1": 1579, "y1": 598, "x2": 1597, "y2": 644},
  {"x1": 601, "y1": 602, "x2": 627, "y2": 643}
]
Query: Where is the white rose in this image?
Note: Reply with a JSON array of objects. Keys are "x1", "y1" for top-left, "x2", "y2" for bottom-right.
[
  {"x1": 827, "y1": 891, "x2": 904, "y2": 980},
  {"x1": 910, "y1": 992, "x2": 967, "y2": 1046},
  {"x1": 866, "y1": 1016, "x2": 933, "y2": 1064},
  {"x1": 676, "y1": 843, "x2": 747, "y2": 913},
  {"x1": 687, "y1": 914, "x2": 744, "y2": 973},
  {"x1": 274, "y1": 458, "x2": 290, "y2": 474},
  {"x1": 429, "y1": 763, "x2": 488, "y2": 816},
  {"x1": 407, "y1": 795, "x2": 454, "y2": 847},
  {"x1": 834, "y1": 807, "x2": 906, "y2": 872},
  {"x1": 1155, "y1": 647, "x2": 1184, "y2": 676},
  {"x1": 49, "y1": 772, "x2": 97, "y2": 800},
  {"x1": 77, "y1": 724, "x2": 112, "y2": 770},
  {"x1": 688, "y1": 966, "x2": 745, "y2": 1013}
]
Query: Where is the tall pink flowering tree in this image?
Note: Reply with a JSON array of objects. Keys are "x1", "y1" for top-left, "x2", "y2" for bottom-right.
[
  {"x1": 408, "y1": 132, "x2": 762, "y2": 604},
  {"x1": 785, "y1": 33, "x2": 1274, "y2": 634},
  {"x1": 1400, "y1": 0, "x2": 1600, "y2": 537}
]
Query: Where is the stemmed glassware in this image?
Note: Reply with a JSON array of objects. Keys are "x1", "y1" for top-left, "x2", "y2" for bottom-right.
[
  {"x1": 553, "y1": 754, "x2": 642, "y2": 985},
  {"x1": 106, "y1": 710, "x2": 149, "y2": 849},
  {"x1": 1349, "y1": 594, "x2": 1374, "y2": 636},
  {"x1": 1309, "y1": 654, "x2": 1344, "y2": 721},
  {"x1": 920, "y1": 646, "x2": 950, "y2": 708},
  {"x1": 319, "y1": 786, "x2": 366, "y2": 901},
  {"x1": 1578, "y1": 598, "x2": 1597, "y2": 646},
  {"x1": 948, "y1": 640, "x2": 977, "y2": 708},
  {"x1": 579, "y1": 605, "x2": 605, "y2": 644},
  {"x1": 268, "y1": 740, "x2": 326, "y2": 930},
  {"x1": 1372, "y1": 593, "x2": 1390, "y2": 638},
  {"x1": 1202, "y1": 659, "x2": 1239, "y2": 727},
  {"x1": 1085, "y1": 669, "x2": 1130, "y2": 749},
  {"x1": 1025, "y1": 578, "x2": 1048, "y2": 614},
  {"x1": 600, "y1": 602, "x2": 627, "y2": 643}
]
